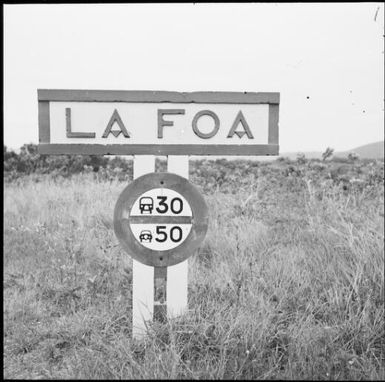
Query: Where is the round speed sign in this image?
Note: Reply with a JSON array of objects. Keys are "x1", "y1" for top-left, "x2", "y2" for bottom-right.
[{"x1": 114, "y1": 172, "x2": 208, "y2": 267}]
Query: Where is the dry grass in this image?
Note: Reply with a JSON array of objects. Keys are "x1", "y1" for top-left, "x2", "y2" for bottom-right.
[{"x1": 3, "y1": 160, "x2": 385, "y2": 379}]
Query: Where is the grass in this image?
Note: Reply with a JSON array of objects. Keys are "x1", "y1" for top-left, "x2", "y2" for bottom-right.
[{"x1": 3, "y1": 159, "x2": 385, "y2": 379}]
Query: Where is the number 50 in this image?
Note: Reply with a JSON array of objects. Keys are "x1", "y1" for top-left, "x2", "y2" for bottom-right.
[{"x1": 155, "y1": 226, "x2": 183, "y2": 243}]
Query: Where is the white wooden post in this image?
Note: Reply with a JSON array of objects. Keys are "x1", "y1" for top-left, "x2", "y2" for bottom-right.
[
  {"x1": 166, "y1": 155, "x2": 189, "y2": 318},
  {"x1": 132, "y1": 155, "x2": 189, "y2": 337},
  {"x1": 132, "y1": 155, "x2": 155, "y2": 339}
]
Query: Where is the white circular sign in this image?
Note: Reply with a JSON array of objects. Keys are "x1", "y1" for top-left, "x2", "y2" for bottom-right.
[
  {"x1": 114, "y1": 172, "x2": 208, "y2": 267},
  {"x1": 129, "y1": 188, "x2": 193, "y2": 251}
]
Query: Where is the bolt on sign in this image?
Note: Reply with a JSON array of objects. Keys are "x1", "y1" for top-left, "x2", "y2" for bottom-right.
[
  {"x1": 38, "y1": 90, "x2": 279, "y2": 155},
  {"x1": 38, "y1": 89, "x2": 280, "y2": 338}
]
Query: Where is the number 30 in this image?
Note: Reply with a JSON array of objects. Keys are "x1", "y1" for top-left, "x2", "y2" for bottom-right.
[{"x1": 155, "y1": 197, "x2": 183, "y2": 214}]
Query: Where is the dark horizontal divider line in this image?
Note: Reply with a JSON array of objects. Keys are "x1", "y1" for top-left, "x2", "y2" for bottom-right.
[
  {"x1": 38, "y1": 143, "x2": 279, "y2": 156},
  {"x1": 37, "y1": 89, "x2": 280, "y2": 104},
  {"x1": 125, "y1": 216, "x2": 193, "y2": 224}
]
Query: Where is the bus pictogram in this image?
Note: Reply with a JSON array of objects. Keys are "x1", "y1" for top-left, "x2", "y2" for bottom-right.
[{"x1": 139, "y1": 197, "x2": 154, "y2": 214}]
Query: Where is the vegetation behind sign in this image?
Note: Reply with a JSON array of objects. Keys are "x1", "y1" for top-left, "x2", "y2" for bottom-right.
[{"x1": 4, "y1": 151, "x2": 384, "y2": 379}]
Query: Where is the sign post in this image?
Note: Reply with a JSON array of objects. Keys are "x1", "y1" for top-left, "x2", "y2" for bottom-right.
[
  {"x1": 132, "y1": 155, "x2": 155, "y2": 337},
  {"x1": 166, "y1": 156, "x2": 189, "y2": 319},
  {"x1": 38, "y1": 89, "x2": 279, "y2": 339}
]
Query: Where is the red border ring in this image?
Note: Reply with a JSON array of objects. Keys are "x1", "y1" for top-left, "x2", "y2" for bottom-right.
[{"x1": 114, "y1": 172, "x2": 209, "y2": 267}]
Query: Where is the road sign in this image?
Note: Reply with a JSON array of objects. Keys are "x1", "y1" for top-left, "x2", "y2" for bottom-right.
[
  {"x1": 114, "y1": 172, "x2": 208, "y2": 267},
  {"x1": 38, "y1": 90, "x2": 279, "y2": 156},
  {"x1": 37, "y1": 88, "x2": 280, "y2": 339}
]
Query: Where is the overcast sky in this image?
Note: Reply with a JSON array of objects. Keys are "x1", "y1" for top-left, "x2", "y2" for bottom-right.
[{"x1": 4, "y1": 3, "x2": 384, "y2": 153}]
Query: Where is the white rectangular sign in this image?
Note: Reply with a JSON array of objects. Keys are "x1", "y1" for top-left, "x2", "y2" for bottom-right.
[{"x1": 38, "y1": 90, "x2": 279, "y2": 155}]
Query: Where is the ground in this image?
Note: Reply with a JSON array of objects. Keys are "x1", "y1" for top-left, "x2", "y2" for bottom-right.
[{"x1": 3, "y1": 158, "x2": 385, "y2": 379}]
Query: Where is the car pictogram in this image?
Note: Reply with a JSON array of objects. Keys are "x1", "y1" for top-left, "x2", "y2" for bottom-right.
[{"x1": 139, "y1": 230, "x2": 153, "y2": 243}]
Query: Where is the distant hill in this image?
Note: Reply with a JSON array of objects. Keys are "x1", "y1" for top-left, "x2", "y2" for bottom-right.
[
  {"x1": 338, "y1": 141, "x2": 384, "y2": 159},
  {"x1": 280, "y1": 141, "x2": 384, "y2": 160}
]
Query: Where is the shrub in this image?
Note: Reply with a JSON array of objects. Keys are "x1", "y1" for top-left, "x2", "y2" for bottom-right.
[{"x1": 322, "y1": 147, "x2": 334, "y2": 162}]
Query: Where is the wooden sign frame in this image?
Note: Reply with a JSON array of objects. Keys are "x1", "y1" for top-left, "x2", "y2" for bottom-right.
[
  {"x1": 114, "y1": 172, "x2": 208, "y2": 267},
  {"x1": 38, "y1": 89, "x2": 279, "y2": 156}
]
